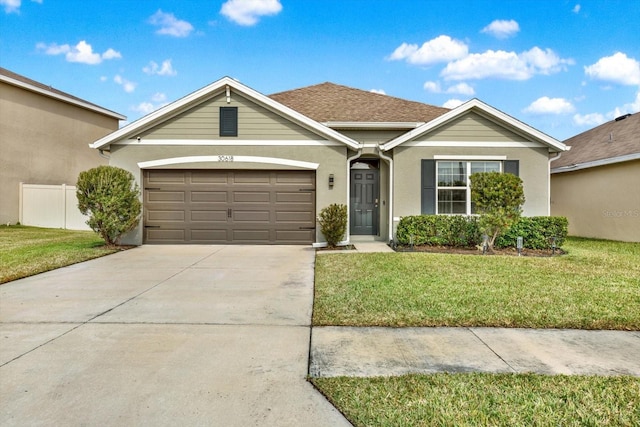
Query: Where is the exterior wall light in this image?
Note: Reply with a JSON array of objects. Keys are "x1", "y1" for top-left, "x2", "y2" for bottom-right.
[{"x1": 328, "y1": 174, "x2": 334, "y2": 187}]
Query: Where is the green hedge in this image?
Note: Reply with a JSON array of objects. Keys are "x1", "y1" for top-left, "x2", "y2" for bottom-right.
[{"x1": 396, "y1": 215, "x2": 568, "y2": 249}]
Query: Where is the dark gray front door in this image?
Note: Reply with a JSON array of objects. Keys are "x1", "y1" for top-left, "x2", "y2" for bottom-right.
[{"x1": 350, "y1": 168, "x2": 379, "y2": 235}]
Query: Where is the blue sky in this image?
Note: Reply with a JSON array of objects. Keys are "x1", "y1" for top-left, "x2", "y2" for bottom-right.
[{"x1": 2, "y1": 0, "x2": 639, "y2": 140}]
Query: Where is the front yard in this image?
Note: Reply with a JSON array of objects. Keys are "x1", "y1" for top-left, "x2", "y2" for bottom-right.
[
  {"x1": 0, "y1": 225, "x2": 116, "y2": 284},
  {"x1": 314, "y1": 238, "x2": 640, "y2": 330},
  {"x1": 312, "y1": 238, "x2": 640, "y2": 426}
]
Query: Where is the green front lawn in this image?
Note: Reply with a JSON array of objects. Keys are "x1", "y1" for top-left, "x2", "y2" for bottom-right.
[
  {"x1": 0, "y1": 225, "x2": 117, "y2": 284},
  {"x1": 312, "y1": 373, "x2": 640, "y2": 427},
  {"x1": 314, "y1": 238, "x2": 640, "y2": 330}
]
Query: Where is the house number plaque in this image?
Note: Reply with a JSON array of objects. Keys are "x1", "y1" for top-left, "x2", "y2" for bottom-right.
[{"x1": 218, "y1": 155, "x2": 234, "y2": 162}]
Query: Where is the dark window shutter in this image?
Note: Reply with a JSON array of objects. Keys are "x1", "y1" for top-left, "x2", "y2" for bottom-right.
[
  {"x1": 220, "y1": 107, "x2": 238, "y2": 137},
  {"x1": 504, "y1": 160, "x2": 519, "y2": 176},
  {"x1": 421, "y1": 160, "x2": 436, "y2": 214}
]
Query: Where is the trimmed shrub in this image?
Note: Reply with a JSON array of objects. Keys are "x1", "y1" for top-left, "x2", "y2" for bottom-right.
[
  {"x1": 470, "y1": 171, "x2": 525, "y2": 250},
  {"x1": 495, "y1": 216, "x2": 568, "y2": 249},
  {"x1": 317, "y1": 204, "x2": 348, "y2": 247},
  {"x1": 396, "y1": 215, "x2": 568, "y2": 250},
  {"x1": 396, "y1": 215, "x2": 480, "y2": 247},
  {"x1": 76, "y1": 166, "x2": 141, "y2": 247}
]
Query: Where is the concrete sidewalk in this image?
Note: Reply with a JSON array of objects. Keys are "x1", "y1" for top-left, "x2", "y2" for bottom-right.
[{"x1": 310, "y1": 326, "x2": 640, "y2": 377}]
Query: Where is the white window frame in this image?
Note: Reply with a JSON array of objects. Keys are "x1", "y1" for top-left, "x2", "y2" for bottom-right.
[{"x1": 436, "y1": 160, "x2": 503, "y2": 215}]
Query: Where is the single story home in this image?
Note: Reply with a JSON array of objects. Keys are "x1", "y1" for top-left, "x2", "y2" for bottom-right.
[
  {"x1": 0, "y1": 67, "x2": 125, "y2": 225},
  {"x1": 90, "y1": 77, "x2": 567, "y2": 245},
  {"x1": 551, "y1": 112, "x2": 639, "y2": 242}
]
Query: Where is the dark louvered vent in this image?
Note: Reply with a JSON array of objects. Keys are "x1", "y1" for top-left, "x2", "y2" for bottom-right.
[{"x1": 220, "y1": 107, "x2": 238, "y2": 136}]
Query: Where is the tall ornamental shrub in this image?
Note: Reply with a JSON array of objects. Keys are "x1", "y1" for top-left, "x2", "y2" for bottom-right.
[
  {"x1": 317, "y1": 204, "x2": 347, "y2": 247},
  {"x1": 76, "y1": 166, "x2": 141, "y2": 247},
  {"x1": 469, "y1": 171, "x2": 525, "y2": 251}
]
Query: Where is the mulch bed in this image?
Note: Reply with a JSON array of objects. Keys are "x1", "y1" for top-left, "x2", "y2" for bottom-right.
[{"x1": 394, "y1": 244, "x2": 565, "y2": 257}]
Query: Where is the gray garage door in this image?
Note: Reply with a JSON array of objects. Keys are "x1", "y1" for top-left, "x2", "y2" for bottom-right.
[{"x1": 143, "y1": 170, "x2": 316, "y2": 244}]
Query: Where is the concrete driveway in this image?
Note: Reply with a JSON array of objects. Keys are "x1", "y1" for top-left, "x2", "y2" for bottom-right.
[{"x1": 0, "y1": 245, "x2": 350, "y2": 426}]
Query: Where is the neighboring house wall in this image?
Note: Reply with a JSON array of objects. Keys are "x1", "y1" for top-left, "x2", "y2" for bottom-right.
[
  {"x1": 551, "y1": 160, "x2": 640, "y2": 242},
  {"x1": 0, "y1": 76, "x2": 122, "y2": 225}
]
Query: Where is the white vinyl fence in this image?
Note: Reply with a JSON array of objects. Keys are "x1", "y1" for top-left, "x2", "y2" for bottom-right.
[{"x1": 19, "y1": 183, "x2": 91, "y2": 230}]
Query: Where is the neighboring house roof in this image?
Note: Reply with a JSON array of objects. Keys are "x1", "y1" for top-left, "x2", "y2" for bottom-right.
[
  {"x1": 0, "y1": 67, "x2": 125, "y2": 120},
  {"x1": 551, "y1": 112, "x2": 640, "y2": 173},
  {"x1": 90, "y1": 77, "x2": 360, "y2": 150},
  {"x1": 381, "y1": 98, "x2": 567, "y2": 153},
  {"x1": 269, "y1": 82, "x2": 449, "y2": 126}
]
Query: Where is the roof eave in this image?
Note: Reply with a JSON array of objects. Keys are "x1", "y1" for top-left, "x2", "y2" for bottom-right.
[
  {"x1": 551, "y1": 152, "x2": 640, "y2": 174},
  {"x1": 90, "y1": 77, "x2": 360, "y2": 150},
  {"x1": 381, "y1": 98, "x2": 567, "y2": 152},
  {"x1": 1, "y1": 74, "x2": 126, "y2": 121}
]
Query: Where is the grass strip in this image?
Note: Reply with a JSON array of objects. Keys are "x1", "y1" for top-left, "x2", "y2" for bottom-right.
[
  {"x1": 312, "y1": 373, "x2": 640, "y2": 427},
  {"x1": 0, "y1": 225, "x2": 117, "y2": 283}
]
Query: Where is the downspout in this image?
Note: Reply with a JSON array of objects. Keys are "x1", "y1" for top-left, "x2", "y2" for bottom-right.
[
  {"x1": 345, "y1": 149, "x2": 362, "y2": 244},
  {"x1": 377, "y1": 146, "x2": 394, "y2": 244},
  {"x1": 548, "y1": 152, "x2": 562, "y2": 216},
  {"x1": 98, "y1": 149, "x2": 110, "y2": 160}
]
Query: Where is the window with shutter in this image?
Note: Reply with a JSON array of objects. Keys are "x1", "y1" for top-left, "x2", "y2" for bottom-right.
[{"x1": 220, "y1": 107, "x2": 238, "y2": 137}]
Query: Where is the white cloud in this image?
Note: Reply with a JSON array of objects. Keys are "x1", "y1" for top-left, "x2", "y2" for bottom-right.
[
  {"x1": 423, "y1": 80, "x2": 475, "y2": 96},
  {"x1": 99, "y1": 76, "x2": 108, "y2": 82},
  {"x1": 114, "y1": 75, "x2": 136, "y2": 93},
  {"x1": 443, "y1": 99, "x2": 465, "y2": 109},
  {"x1": 143, "y1": 59, "x2": 177, "y2": 76},
  {"x1": 220, "y1": 0, "x2": 282, "y2": 26},
  {"x1": 1, "y1": 0, "x2": 20, "y2": 13},
  {"x1": 389, "y1": 35, "x2": 468, "y2": 65},
  {"x1": 132, "y1": 93, "x2": 170, "y2": 115},
  {"x1": 149, "y1": 10, "x2": 194, "y2": 37},
  {"x1": 524, "y1": 97, "x2": 575, "y2": 115},
  {"x1": 611, "y1": 90, "x2": 640, "y2": 117},
  {"x1": 573, "y1": 112, "x2": 605, "y2": 127},
  {"x1": 572, "y1": 4, "x2": 581, "y2": 13},
  {"x1": 370, "y1": 89, "x2": 386, "y2": 95},
  {"x1": 36, "y1": 40, "x2": 121, "y2": 65},
  {"x1": 584, "y1": 52, "x2": 640, "y2": 86},
  {"x1": 441, "y1": 47, "x2": 572, "y2": 81},
  {"x1": 481, "y1": 19, "x2": 520, "y2": 39}
]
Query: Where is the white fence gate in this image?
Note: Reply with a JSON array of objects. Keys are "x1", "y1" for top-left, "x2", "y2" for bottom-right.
[{"x1": 19, "y1": 183, "x2": 91, "y2": 230}]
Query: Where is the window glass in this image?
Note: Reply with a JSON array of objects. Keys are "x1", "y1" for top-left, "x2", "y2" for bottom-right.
[
  {"x1": 437, "y1": 161, "x2": 466, "y2": 186},
  {"x1": 438, "y1": 189, "x2": 467, "y2": 214},
  {"x1": 470, "y1": 161, "x2": 501, "y2": 174}
]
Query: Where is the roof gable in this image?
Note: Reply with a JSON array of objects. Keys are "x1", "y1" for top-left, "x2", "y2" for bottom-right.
[
  {"x1": 90, "y1": 77, "x2": 360, "y2": 150},
  {"x1": 269, "y1": 82, "x2": 449, "y2": 124},
  {"x1": 382, "y1": 98, "x2": 567, "y2": 152},
  {"x1": 552, "y1": 112, "x2": 639, "y2": 171}
]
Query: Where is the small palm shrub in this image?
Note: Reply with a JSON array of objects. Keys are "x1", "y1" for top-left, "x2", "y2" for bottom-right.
[
  {"x1": 317, "y1": 204, "x2": 348, "y2": 247},
  {"x1": 76, "y1": 166, "x2": 141, "y2": 247}
]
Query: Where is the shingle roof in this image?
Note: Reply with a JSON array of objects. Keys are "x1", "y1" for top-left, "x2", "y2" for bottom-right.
[
  {"x1": 0, "y1": 67, "x2": 125, "y2": 120},
  {"x1": 553, "y1": 112, "x2": 640, "y2": 169},
  {"x1": 269, "y1": 82, "x2": 449, "y2": 124}
]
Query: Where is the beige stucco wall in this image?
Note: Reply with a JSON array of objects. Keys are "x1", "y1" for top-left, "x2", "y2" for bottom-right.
[
  {"x1": 551, "y1": 160, "x2": 640, "y2": 242},
  {"x1": 108, "y1": 144, "x2": 348, "y2": 245},
  {"x1": 0, "y1": 81, "x2": 119, "y2": 224},
  {"x1": 393, "y1": 145, "x2": 551, "y2": 218}
]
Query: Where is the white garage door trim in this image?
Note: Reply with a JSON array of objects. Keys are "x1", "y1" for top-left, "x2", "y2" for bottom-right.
[{"x1": 138, "y1": 156, "x2": 320, "y2": 170}]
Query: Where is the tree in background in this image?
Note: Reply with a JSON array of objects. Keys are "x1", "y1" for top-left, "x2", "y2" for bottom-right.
[
  {"x1": 317, "y1": 204, "x2": 348, "y2": 247},
  {"x1": 76, "y1": 166, "x2": 141, "y2": 247},
  {"x1": 469, "y1": 171, "x2": 525, "y2": 252}
]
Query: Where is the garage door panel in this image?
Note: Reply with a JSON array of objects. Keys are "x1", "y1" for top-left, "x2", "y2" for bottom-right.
[
  {"x1": 191, "y1": 210, "x2": 228, "y2": 222},
  {"x1": 147, "y1": 191, "x2": 185, "y2": 202},
  {"x1": 191, "y1": 191, "x2": 227, "y2": 203},
  {"x1": 148, "y1": 210, "x2": 186, "y2": 221},
  {"x1": 190, "y1": 229, "x2": 228, "y2": 241},
  {"x1": 233, "y1": 210, "x2": 270, "y2": 222},
  {"x1": 144, "y1": 170, "x2": 315, "y2": 244}
]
